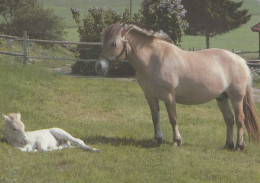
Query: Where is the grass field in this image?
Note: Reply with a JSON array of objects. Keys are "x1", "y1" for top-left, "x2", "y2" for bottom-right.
[
  {"x1": 1, "y1": 55, "x2": 260, "y2": 182},
  {"x1": 0, "y1": 1, "x2": 260, "y2": 182}
]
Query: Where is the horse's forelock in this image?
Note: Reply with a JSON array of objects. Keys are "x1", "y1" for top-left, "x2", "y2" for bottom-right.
[{"x1": 102, "y1": 23, "x2": 123, "y2": 46}]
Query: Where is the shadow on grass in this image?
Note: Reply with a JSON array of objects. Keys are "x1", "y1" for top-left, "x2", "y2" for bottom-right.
[
  {"x1": 0, "y1": 138, "x2": 6, "y2": 143},
  {"x1": 84, "y1": 136, "x2": 171, "y2": 148},
  {"x1": 0, "y1": 129, "x2": 7, "y2": 143}
]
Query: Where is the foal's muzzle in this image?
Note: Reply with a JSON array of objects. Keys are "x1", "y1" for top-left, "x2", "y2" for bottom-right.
[{"x1": 21, "y1": 136, "x2": 29, "y2": 146}]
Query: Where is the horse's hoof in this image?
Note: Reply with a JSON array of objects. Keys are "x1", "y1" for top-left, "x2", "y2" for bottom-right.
[
  {"x1": 224, "y1": 142, "x2": 234, "y2": 150},
  {"x1": 173, "y1": 138, "x2": 182, "y2": 147},
  {"x1": 91, "y1": 148, "x2": 100, "y2": 153},
  {"x1": 152, "y1": 138, "x2": 163, "y2": 145},
  {"x1": 235, "y1": 144, "x2": 244, "y2": 151}
]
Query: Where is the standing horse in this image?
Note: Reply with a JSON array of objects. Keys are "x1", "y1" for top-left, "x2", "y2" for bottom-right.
[{"x1": 95, "y1": 23, "x2": 260, "y2": 150}]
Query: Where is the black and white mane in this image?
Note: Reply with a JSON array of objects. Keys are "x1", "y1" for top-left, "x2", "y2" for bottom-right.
[{"x1": 102, "y1": 23, "x2": 173, "y2": 45}]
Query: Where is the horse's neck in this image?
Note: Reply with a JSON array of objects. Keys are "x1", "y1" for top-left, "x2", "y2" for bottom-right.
[
  {"x1": 127, "y1": 33, "x2": 152, "y2": 71},
  {"x1": 127, "y1": 33, "x2": 171, "y2": 73}
]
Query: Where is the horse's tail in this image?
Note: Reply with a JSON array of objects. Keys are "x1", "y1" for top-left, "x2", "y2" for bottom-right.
[{"x1": 243, "y1": 84, "x2": 260, "y2": 141}]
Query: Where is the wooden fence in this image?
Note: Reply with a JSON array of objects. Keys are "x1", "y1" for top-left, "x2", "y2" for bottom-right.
[
  {"x1": 1, "y1": 31, "x2": 260, "y2": 68},
  {"x1": 0, "y1": 31, "x2": 102, "y2": 64}
]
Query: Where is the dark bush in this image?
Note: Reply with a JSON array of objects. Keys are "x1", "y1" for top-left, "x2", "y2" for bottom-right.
[
  {"x1": 139, "y1": 0, "x2": 188, "y2": 45},
  {"x1": 0, "y1": 0, "x2": 66, "y2": 40}
]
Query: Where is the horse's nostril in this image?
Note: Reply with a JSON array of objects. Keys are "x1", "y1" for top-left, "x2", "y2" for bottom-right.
[{"x1": 95, "y1": 60, "x2": 109, "y2": 75}]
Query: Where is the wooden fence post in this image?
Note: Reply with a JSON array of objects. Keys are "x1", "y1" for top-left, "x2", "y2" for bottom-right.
[
  {"x1": 23, "y1": 31, "x2": 28, "y2": 64},
  {"x1": 130, "y1": 0, "x2": 132, "y2": 17},
  {"x1": 259, "y1": 32, "x2": 260, "y2": 59}
]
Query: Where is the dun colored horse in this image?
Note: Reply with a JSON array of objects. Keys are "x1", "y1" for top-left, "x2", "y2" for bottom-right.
[
  {"x1": 95, "y1": 23, "x2": 260, "y2": 150},
  {"x1": 2, "y1": 112, "x2": 100, "y2": 152}
]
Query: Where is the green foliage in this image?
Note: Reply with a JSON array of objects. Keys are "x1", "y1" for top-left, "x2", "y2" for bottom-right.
[
  {"x1": 138, "y1": 0, "x2": 188, "y2": 45},
  {"x1": 72, "y1": 7, "x2": 135, "y2": 58},
  {"x1": 0, "y1": 0, "x2": 66, "y2": 40},
  {"x1": 71, "y1": 7, "x2": 136, "y2": 76},
  {"x1": 182, "y1": 0, "x2": 251, "y2": 48}
]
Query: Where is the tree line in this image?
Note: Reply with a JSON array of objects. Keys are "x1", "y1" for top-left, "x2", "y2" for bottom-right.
[{"x1": 0, "y1": 0, "x2": 250, "y2": 48}]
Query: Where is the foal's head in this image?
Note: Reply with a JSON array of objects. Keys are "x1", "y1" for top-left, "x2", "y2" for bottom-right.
[{"x1": 2, "y1": 113, "x2": 28, "y2": 147}]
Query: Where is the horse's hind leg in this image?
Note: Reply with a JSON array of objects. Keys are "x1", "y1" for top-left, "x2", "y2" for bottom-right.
[
  {"x1": 49, "y1": 128, "x2": 100, "y2": 152},
  {"x1": 216, "y1": 94, "x2": 235, "y2": 150},
  {"x1": 145, "y1": 96, "x2": 163, "y2": 144},
  {"x1": 164, "y1": 95, "x2": 182, "y2": 146},
  {"x1": 230, "y1": 97, "x2": 245, "y2": 151}
]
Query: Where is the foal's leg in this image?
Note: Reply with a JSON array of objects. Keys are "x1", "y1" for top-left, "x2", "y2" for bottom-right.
[
  {"x1": 230, "y1": 98, "x2": 245, "y2": 151},
  {"x1": 164, "y1": 95, "x2": 182, "y2": 146},
  {"x1": 216, "y1": 96, "x2": 235, "y2": 150},
  {"x1": 49, "y1": 128, "x2": 100, "y2": 152},
  {"x1": 145, "y1": 96, "x2": 163, "y2": 144}
]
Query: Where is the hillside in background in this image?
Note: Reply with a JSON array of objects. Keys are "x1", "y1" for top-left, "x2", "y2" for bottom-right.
[
  {"x1": 40, "y1": 0, "x2": 142, "y2": 28},
  {"x1": 40, "y1": 0, "x2": 259, "y2": 27},
  {"x1": 38, "y1": 0, "x2": 260, "y2": 54}
]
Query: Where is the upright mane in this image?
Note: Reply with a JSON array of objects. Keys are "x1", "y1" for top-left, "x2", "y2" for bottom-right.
[
  {"x1": 122, "y1": 23, "x2": 174, "y2": 43},
  {"x1": 102, "y1": 23, "x2": 174, "y2": 45}
]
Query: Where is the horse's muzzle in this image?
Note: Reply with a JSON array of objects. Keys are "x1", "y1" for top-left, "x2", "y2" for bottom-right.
[{"x1": 95, "y1": 59, "x2": 109, "y2": 75}]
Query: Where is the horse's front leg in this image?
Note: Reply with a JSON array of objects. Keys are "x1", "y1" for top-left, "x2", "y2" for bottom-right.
[
  {"x1": 164, "y1": 95, "x2": 182, "y2": 146},
  {"x1": 145, "y1": 95, "x2": 163, "y2": 144}
]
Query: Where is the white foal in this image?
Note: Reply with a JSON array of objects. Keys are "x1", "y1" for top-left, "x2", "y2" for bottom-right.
[{"x1": 2, "y1": 112, "x2": 100, "y2": 152}]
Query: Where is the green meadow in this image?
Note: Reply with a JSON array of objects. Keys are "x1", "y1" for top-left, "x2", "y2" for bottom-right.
[
  {"x1": 0, "y1": 0, "x2": 260, "y2": 182},
  {"x1": 1, "y1": 56, "x2": 260, "y2": 183}
]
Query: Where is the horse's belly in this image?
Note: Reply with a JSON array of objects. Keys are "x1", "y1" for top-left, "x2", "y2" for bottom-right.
[
  {"x1": 175, "y1": 83, "x2": 225, "y2": 105},
  {"x1": 27, "y1": 130, "x2": 59, "y2": 148},
  {"x1": 175, "y1": 93, "x2": 215, "y2": 105}
]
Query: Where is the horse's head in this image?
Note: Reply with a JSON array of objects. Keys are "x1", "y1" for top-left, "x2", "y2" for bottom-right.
[
  {"x1": 2, "y1": 112, "x2": 28, "y2": 147},
  {"x1": 95, "y1": 23, "x2": 130, "y2": 75}
]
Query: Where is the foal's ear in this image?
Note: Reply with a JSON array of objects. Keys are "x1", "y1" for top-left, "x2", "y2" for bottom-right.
[
  {"x1": 2, "y1": 114, "x2": 13, "y2": 122},
  {"x1": 16, "y1": 112, "x2": 21, "y2": 120}
]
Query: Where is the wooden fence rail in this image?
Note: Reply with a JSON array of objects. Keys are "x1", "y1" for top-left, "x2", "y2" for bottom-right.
[
  {"x1": 0, "y1": 31, "x2": 101, "y2": 64},
  {"x1": 1, "y1": 31, "x2": 260, "y2": 68}
]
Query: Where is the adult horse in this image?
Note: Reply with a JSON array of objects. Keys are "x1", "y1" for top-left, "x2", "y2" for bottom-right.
[{"x1": 95, "y1": 23, "x2": 260, "y2": 150}]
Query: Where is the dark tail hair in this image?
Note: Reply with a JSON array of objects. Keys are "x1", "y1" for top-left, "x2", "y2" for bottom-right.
[{"x1": 243, "y1": 84, "x2": 260, "y2": 141}]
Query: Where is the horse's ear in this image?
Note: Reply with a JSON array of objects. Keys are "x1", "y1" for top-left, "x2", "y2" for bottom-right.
[
  {"x1": 2, "y1": 114, "x2": 13, "y2": 122},
  {"x1": 121, "y1": 24, "x2": 134, "y2": 37},
  {"x1": 16, "y1": 112, "x2": 21, "y2": 120}
]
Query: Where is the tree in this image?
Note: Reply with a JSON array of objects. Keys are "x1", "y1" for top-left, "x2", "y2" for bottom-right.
[
  {"x1": 182, "y1": 0, "x2": 251, "y2": 48},
  {"x1": 139, "y1": 0, "x2": 188, "y2": 45},
  {"x1": 0, "y1": 0, "x2": 66, "y2": 40}
]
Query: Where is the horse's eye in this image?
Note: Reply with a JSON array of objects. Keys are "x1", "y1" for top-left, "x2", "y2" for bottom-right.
[
  {"x1": 12, "y1": 128, "x2": 17, "y2": 131},
  {"x1": 111, "y1": 42, "x2": 116, "y2": 47}
]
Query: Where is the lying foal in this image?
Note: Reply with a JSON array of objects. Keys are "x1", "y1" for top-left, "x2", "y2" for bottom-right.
[{"x1": 2, "y1": 112, "x2": 100, "y2": 152}]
